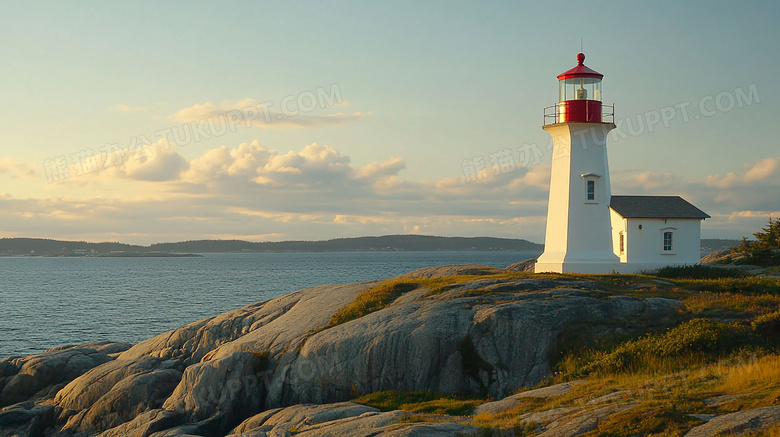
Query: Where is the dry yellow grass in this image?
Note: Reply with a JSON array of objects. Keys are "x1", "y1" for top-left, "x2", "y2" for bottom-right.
[{"x1": 719, "y1": 353, "x2": 780, "y2": 394}]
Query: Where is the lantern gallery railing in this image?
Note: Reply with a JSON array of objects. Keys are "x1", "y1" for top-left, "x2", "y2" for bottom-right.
[{"x1": 544, "y1": 103, "x2": 614, "y2": 125}]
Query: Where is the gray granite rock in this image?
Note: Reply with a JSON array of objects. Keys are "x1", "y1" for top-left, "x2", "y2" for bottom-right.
[
  {"x1": 0, "y1": 401, "x2": 57, "y2": 437},
  {"x1": 227, "y1": 402, "x2": 478, "y2": 437},
  {"x1": 162, "y1": 351, "x2": 262, "y2": 433},
  {"x1": 684, "y1": 406, "x2": 780, "y2": 436},
  {"x1": 0, "y1": 342, "x2": 131, "y2": 408},
  {"x1": 473, "y1": 381, "x2": 588, "y2": 415},
  {"x1": 62, "y1": 368, "x2": 182, "y2": 434}
]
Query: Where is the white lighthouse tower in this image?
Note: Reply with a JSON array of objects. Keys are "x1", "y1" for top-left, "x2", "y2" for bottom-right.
[{"x1": 535, "y1": 53, "x2": 620, "y2": 273}]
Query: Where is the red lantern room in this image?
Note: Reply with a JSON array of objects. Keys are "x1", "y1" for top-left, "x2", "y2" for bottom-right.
[{"x1": 544, "y1": 53, "x2": 614, "y2": 125}]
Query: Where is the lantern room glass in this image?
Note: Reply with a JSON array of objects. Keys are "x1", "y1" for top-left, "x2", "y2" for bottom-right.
[{"x1": 559, "y1": 77, "x2": 601, "y2": 102}]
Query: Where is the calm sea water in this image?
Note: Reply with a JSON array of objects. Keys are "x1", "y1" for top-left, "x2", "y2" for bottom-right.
[{"x1": 0, "y1": 251, "x2": 539, "y2": 358}]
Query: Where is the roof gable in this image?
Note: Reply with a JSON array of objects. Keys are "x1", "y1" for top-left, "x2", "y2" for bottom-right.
[{"x1": 610, "y1": 195, "x2": 710, "y2": 219}]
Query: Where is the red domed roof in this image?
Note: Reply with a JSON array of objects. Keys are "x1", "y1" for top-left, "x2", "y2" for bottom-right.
[{"x1": 557, "y1": 53, "x2": 603, "y2": 80}]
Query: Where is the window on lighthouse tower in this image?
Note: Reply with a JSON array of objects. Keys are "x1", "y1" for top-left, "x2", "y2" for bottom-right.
[{"x1": 586, "y1": 180, "x2": 595, "y2": 201}]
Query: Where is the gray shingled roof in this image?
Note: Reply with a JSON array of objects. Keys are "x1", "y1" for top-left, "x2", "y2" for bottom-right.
[{"x1": 610, "y1": 195, "x2": 710, "y2": 219}]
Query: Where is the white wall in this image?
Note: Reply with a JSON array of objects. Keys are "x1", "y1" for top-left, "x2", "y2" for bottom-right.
[{"x1": 610, "y1": 209, "x2": 703, "y2": 273}]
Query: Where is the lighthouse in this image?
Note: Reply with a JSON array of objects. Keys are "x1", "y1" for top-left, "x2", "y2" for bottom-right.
[{"x1": 535, "y1": 53, "x2": 620, "y2": 273}]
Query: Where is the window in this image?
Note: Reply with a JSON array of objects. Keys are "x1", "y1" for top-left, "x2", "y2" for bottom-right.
[
  {"x1": 581, "y1": 173, "x2": 601, "y2": 203},
  {"x1": 663, "y1": 231, "x2": 673, "y2": 252},
  {"x1": 619, "y1": 232, "x2": 625, "y2": 254},
  {"x1": 586, "y1": 180, "x2": 595, "y2": 201}
]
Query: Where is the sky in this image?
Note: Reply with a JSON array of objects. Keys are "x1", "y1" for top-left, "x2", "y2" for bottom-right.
[{"x1": 0, "y1": 1, "x2": 778, "y2": 245}]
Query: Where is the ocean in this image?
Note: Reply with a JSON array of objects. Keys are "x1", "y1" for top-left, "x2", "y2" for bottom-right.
[{"x1": 0, "y1": 251, "x2": 539, "y2": 358}]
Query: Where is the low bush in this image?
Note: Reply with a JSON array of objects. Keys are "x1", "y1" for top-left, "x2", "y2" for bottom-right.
[
  {"x1": 327, "y1": 279, "x2": 421, "y2": 327},
  {"x1": 352, "y1": 390, "x2": 483, "y2": 416},
  {"x1": 563, "y1": 318, "x2": 762, "y2": 377},
  {"x1": 752, "y1": 310, "x2": 780, "y2": 338},
  {"x1": 673, "y1": 276, "x2": 780, "y2": 295},
  {"x1": 652, "y1": 264, "x2": 746, "y2": 279}
]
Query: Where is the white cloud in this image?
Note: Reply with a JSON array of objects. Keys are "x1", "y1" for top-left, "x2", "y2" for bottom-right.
[
  {"x1": 98, "y1": 139, "x2": 188, "y2": 182},
  {"x1": 706, "y1": 157, "x2": 780, "y2": 188},
  {"x1": 168, "y1": 99, "x2": 368, "y2": 129},
  {"x1": 0, "y1": 157, "x2": 37, "y2": 179},
  {"x1": 8, "y1": 138, "x2": 780, "y2": 244},
  {"x1": 744, "y1": 157, "x2": 779, "y2": 183},
  {"x1": 169, "y1": 99, "x2": 258, "y2": 123},
  {"x1": 184, "y1": 140, "x2": 272, "y2": 183}
]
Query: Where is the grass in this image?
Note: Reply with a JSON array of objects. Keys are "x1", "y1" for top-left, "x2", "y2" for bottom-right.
[
  {"x1": 714, "y1": 354, "x2": 780, "y2": 403},
  {"x1": 673, "y1": 276, "x2": 780, "y2": 295},
  {"x1": 326, "y1": 278, "x2": 422, "y2": 328},
  {"x1": 580, "y1": 401, "x2": 704, "y2": 437},
  {"x1": 683, "y1": 292, "x2": 780, "y2": 320},
  {"x1": 351, "y1": 390, "x2": 484, "y2": 416}
]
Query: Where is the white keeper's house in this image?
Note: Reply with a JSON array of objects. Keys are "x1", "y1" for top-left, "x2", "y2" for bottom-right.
[{"x1": 534, "y1": 53, "x2": 709, "y2": 274}]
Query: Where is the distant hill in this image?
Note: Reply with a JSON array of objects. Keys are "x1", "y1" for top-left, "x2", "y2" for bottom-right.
[
  {"x1": 1, "y1": 236, "x2": 745, "y2": 256},
  {"x1": 700, "y1": 238, "x2": 744, "y2": 253},
  {"x1": 149, "y1": 235, "x2": 543, "y2": 253},
  {"x1": 0, "y1": 235, "x2": 543, "y2": 256},
  {"x1": 0, "y1": 238, "x2": 143, "y2": 255}
]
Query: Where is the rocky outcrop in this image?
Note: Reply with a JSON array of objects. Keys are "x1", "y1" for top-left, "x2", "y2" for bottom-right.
[
  {"x1": 5, "y1": 265, "x2": 683, "y2": 436},
  {"x1": 0, "y1": 401, "x2": 57, "y2": 437},
  {"x1": 226, "y1": 402, "x2": 478, "y2": 436},
  {"x1": 55, "y1": 356, "x2": 178, "y2": 411},
  {"x1": 0, "y1": 342, "x2": 131, "y2": 408},
  {"x1": 473, "y1": 381, "x2": 587, "y2": 415},
  {"x1": 119, "y1": 283, "x2": 371, "y2": 365},
  {"x1": 162, "y1": 352, "x2": 263, "y2": 428},
  {"x1": 532, "y1": 404, "x2": 637, "y2": 436},
  {"x1": 684, "y1": 406, "x2": 780, "y2": 436},
  {"x1": 61, "y1": 368, "x2": 182, "y2": 434},
  {"x1": 505, "y1": 258, "x2": 538, "y2": 272}
]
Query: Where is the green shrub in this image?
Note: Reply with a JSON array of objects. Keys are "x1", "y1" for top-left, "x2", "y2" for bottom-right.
[
  {"x1": 752, "y1": 310, "x2": 780, "y2": 338},
  {"x1": 352, "y1": 390, "x2": 482, "y2": 416},
  {"x1": 652, "y1": 264, "x2": 746, "y2": 279},
  {"x1": 673, "y1": 277, "x2": 780, "y2": 295},
  {"x1": 576, "y1": 318, "x2": 755, "y2": 376}
]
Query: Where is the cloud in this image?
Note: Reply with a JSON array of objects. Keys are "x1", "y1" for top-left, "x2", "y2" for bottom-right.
[
  {"x1": 169, "y1": 99, "x2": 258, "y2": 123},
  {"x1": 610, "y1": 169, "x2": 683, "y2": 193},
  {"x1": 258, "y1": 143, "x2": 352, "y2": 186},
  {"x1": 744, "y1": 157, "x2": 779, "y2": 183},
  {"x1": 12, "y1": 136, "x2": 780, "y2": 244},
  {"x1": 706, "y1": 157, "x2": 780, "y2": 188},
  {"x1": 182, "y1": 141, "x2": 410, "y2": 196},
  {"x1": 184, "y1": 140, "x2": 272, "y2": 183},
  {"x1": 168, "y1": 99, "x2": 368, "y2": 129},
  {"x1": 118, "y1": 143, "x2": 188, "y2": 182},
  {"x1": 52, "y1": 139, "x2": 188, "y2": 185},
  {"x1": 0, "y1": 157, "x2": 37, "y2": 179}
]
